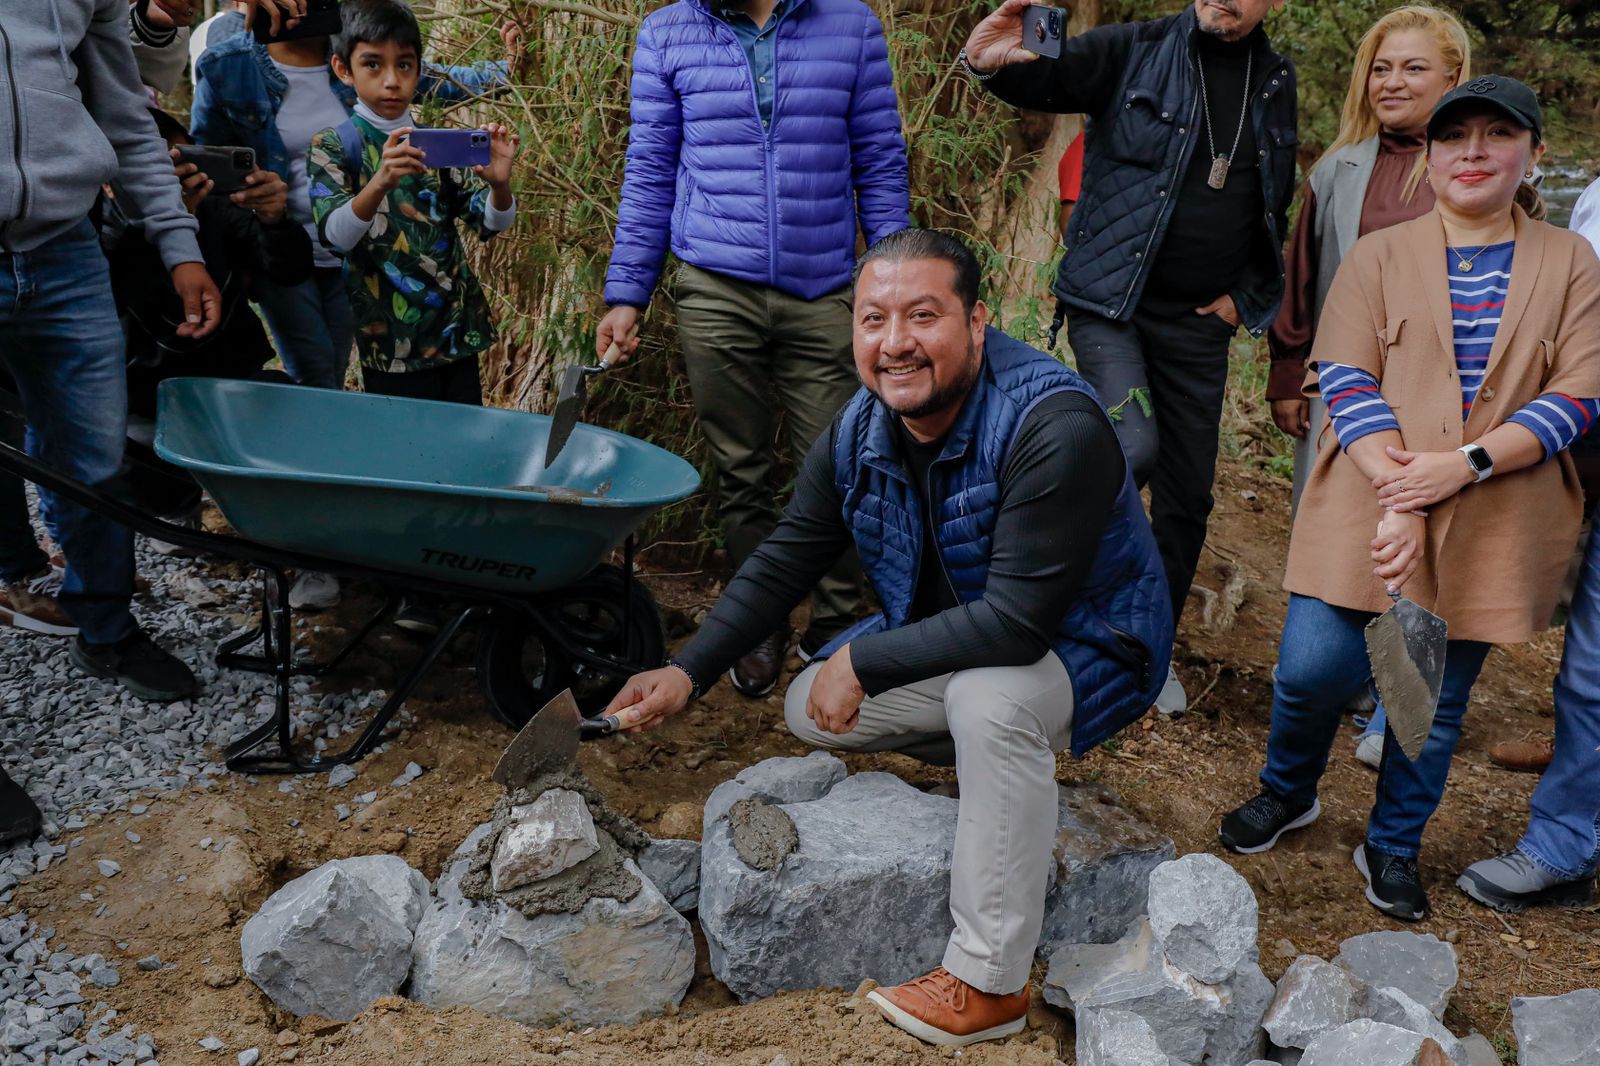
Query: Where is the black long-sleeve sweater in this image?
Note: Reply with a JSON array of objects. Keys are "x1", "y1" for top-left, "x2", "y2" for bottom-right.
[{"x1": 674, "y1": 389, "x2": 1126, "y2": 696}]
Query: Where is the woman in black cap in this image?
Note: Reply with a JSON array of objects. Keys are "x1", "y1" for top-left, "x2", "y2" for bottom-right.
[{"x1": 1217, "y1": 76, "x2": 1600, "y2": 922}]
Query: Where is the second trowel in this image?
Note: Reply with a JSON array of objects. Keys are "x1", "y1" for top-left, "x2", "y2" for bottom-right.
[
  {"x1": 1363, "y1": 589, "x2": 1448, "y2": 761},
  {"x1": 546, "y1": 326, "x2": 638, "y2": 465}
]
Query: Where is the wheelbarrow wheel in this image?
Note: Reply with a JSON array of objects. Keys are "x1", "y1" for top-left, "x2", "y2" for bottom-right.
[{"x1": 477, "y1": 564, "x2": 665, "y2": 728}]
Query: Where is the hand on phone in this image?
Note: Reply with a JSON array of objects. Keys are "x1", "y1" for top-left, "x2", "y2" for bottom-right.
[
  {"x1": 375, "y1": 128, "x2": 426, "y2": 191},
  {"x1": 474, "y1": 123, "x2": 520, "y2": 192},
  {"x1": 170, "y1": 147, "x2": 213, "y2": 215},
  {"x1": 231, "y1": 169, "x2": 288, "y2": 225},
  {"x1": 963, "y1": 0, "x2": 1043, "y2": 74}
]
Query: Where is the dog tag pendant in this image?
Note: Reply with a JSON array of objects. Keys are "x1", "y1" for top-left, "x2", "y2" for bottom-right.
[{"x1": 1207, "y1": 155, "x2": 1230, "y2": 190}]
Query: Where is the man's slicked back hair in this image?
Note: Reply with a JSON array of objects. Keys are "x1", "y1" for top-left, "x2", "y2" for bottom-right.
[
  {"x1": 853, "y1": 228, "x2": 983, "y2": 312},
  {"x1": 333, "y1": 0, "x2": 423, "y2": 66}
]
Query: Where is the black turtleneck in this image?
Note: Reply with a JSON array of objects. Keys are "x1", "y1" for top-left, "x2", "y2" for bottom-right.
[{"x1": 1142, "y1": 29, "x2": 1265, "y2": 312}]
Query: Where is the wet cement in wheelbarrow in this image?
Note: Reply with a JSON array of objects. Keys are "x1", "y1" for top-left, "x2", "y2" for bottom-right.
[{"x1": 457, "y1": 766, "x2": 653, "y2": 916}]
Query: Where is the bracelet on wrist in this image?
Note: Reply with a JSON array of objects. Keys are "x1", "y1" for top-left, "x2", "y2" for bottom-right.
[
  {"x1": 957, "y1": 47, "x2": 997, "y2": 82},
  {"x1": 665, "y1": 658, "x2": 702, "y2": 699}
]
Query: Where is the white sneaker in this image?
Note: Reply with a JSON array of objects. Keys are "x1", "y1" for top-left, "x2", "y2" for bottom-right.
[
  {"x1": 147, "y1": 507, "x2": 202, "y2": 557},
  {"x1": 1154, "y1": 663, "x2": 1187, "y2": 718},
  {"x1": 288, "y1": 571, "x2": 340, "y2": 611},
  {"x1": 1354, "y1": 732, "x2": 1383, "y2": 771}
]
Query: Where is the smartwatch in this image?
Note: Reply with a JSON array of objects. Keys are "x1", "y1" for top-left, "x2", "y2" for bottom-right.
[{"x1": 1458, "y1": 443, "x2": 1493, "y2": 482}]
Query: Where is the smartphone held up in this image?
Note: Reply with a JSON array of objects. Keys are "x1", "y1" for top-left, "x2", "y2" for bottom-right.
[
  {"x1": 1021, "y1": 3, "x2": 1071, "y2": 60},
  {"x1": 408, "y1": 129, "x2": 492, "y2": 169},
  {"x1": 174, "y1": 145, "x2": 257, "y2": 195}
]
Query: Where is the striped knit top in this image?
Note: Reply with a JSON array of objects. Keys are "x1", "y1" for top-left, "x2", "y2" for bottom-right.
[{"x1": 1321, "y1": 243, "x2": 1599, "y2": 457}]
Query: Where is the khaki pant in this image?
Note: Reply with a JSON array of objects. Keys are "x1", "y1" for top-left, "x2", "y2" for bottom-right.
[
  {"x1": 784, "y1": 654, "x2": 1075, "y2": 993},
  {"x1": 672, "y1": 263, "x2": 861, "y2": 638}
]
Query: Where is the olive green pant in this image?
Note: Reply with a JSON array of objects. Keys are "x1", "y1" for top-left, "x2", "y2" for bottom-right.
[{"x1": 672, "y1": 263, "x2": 861, "y2": 639}]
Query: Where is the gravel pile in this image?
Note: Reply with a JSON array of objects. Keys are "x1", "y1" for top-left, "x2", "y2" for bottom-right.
[{"x1": 2, "y1": 513, "x2": 405, "y2": 1065}]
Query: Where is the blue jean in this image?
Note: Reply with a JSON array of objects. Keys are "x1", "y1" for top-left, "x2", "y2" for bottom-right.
[
  {"x1": 254, "y1": 267, "x2": 353, "y2": 390},
  {"x1": 1518, "y1": 528, "x2": 1600, "y2": 879},
  {"x1": 0, "y1": 219, "x2": 136, "y2": 643},
  {"x1": 1261, "y1": 594, "x2": 1490, "y2": 858}
]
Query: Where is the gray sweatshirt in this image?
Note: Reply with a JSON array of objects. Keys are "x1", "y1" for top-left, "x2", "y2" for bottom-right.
[{"x1": 0, "y1": 0, "x2": 200, "y2": 269}]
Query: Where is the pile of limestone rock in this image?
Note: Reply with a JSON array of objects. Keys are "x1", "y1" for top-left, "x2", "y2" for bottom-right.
[
  {"x1": 232, "y1": 751, "x2": 1600, "y2": 1064},
  {"x1": 238, "y1": 772, "x2": 700, "y2": 1029}
]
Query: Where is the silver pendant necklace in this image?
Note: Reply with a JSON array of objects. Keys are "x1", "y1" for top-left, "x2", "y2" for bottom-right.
[{"x1": 1196, "y1": 48, "x2": 1253, "y2": 191}]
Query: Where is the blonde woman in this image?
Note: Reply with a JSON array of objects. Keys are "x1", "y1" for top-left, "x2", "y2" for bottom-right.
[{"x1": 1268, "y1": 5, "x2": 1470, "y2": 506}]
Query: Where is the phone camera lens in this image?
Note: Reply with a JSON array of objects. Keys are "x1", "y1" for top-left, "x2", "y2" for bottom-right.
[
  {"x1": 1033, "y1": 21, "x2": 1046, "y2": 42},
  {"x1": 233, "y1": 151, "x2": 251, "y2": 169},
  {"x1": 1048, "y1": 10, "x2": 1061, "y2": 35}
]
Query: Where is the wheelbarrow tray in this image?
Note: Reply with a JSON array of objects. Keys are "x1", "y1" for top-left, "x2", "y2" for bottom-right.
[{"x1": 154, "y1": 378, "x2": 699, "y2": 595}]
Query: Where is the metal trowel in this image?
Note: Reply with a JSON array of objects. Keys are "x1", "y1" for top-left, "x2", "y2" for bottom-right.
[
  {"x1": 546, "y1": 326, "x2": 637, "y2": 465},
  {"x1": 1364, "y1": 589, "x2": 1448, "y2": 761},
  {"x1": 492, "y1": 689, "x2": 627, "y2": 792}
]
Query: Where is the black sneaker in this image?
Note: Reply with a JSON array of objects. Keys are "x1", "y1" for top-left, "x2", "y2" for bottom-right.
[
  {"x1": 394, "y1": 596, "x2": 443, "y2": 637},
  {"x1": 729, "y1": 629, "x2": 786, "y2": 698},
  {"x1": 69, "y1": 629, "x2": 199, "y2": 702},
  {"x1": 796, "y1": 629, "x2": 832, "y2": 666},
  {"x1": 1354, "y1": 843, "x2": 1428, "y2": 921},
  {"x1": 0, "y1": 766, "x2": 42, "y2": 847},
  {"x1": 1219, "y1": 790, "x2": 1321, "y2": 854}
]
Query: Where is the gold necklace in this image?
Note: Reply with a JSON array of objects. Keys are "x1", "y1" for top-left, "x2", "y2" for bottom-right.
[{"x1": 1446, "y1": 221, "x2": 1514, "y2": 272}]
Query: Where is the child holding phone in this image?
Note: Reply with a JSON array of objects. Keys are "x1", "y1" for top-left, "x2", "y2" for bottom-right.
[{"x1": 305, "y1": 0, "x2": 519, "y2": 631}]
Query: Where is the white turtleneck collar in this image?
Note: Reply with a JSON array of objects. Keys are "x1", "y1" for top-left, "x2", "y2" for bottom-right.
[{"x1": 354, "y1": 100, "x2": 414, "y2": 132}]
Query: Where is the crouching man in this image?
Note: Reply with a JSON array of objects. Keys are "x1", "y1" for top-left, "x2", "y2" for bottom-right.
[{"x1": 601, "y1": 229, "x2": 1173, "y2": 1047}]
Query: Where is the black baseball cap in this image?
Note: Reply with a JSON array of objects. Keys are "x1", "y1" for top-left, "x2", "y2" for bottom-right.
[{"x1": 1427, "y1": 75, "x2": 1543, "y2": 145}]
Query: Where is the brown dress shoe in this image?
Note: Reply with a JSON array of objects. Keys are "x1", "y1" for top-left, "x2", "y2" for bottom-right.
[
  {"x1": 867, "y1": 967, "x2": 1028, "y2": 1047},
  {"x1": 0, "y1": 567, "x2": 78, "y2": 637},
  {"x1": 728, "y1": 629, "x2": 785, "y2": 698},
  {"x1": 1487, "y1": 738, "x2": 1554, "y2": 774}
]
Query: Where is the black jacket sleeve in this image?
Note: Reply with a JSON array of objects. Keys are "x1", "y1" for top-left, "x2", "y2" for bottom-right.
[
  {"x1": 201, "y1": 197, "x2": 314, "y2": 289},
  {"x1": 983, "y1": 20, "x2": 1141, "y2": 118},
  {"x1": 671, "y1": 417, "x2": 854, "y2": 690},
  {"x1": 849, "y1": 391, "x2": 1126, "y2": 695}
]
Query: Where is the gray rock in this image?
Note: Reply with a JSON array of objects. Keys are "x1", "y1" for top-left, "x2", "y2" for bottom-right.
[
  {"x1": 1076, "y1": 1008, "x2": 1186, "y2": 1066},
  {"x1": 136, "y1": 955, "x2": 161, "y2": 971},
  {"x1": 436, "y1": 823, "x2": 494, "y2": 905},
  {"x1": 326, "y1": 765, "x2": 357, "y2": 789},
  {"x1": 1367, "y1": 986, "x2": 1467, "y2": 1065},
  {"x1": 702, "y1": 752, "x2": 848, "y2": 832},
  {"x1": 1146, "y1": 853, "x2": 1259, "y2": 984},
  {"x1": 240, "y1": 862, "x2": 417, "y2": 1020},
  {"x1": 198, "y1": 1036, "x2": 225, "y2": 1051},
  {"x1": 326, "y1": 855, "x2": 431, "y2": 932},
  {"x1": 1039, "y1": 784, "x2": 1176, "y2": 957},
  {"x1": 238, "y1": 1050, "x2": 260, "y2": 1066},
  {"x1": 1300, "y1": 1019, "x2": 1441, "y2": 1065},
  {"x1": 89, "y1": 967, "x2": 119, "y2": 987},
  {"x1": 491, "y1": 789, "x2": 600, "y2": 893},
  {"x1": 1043, "y1": 919, "x2": 1226, "y2": 1063},
  {"x1": 1511, "y1": 988, "x2": 1600, "y2": 1066},
  {"x1": 637, "y1": 839, "x2": 700, "y2": 913},
  {"x1": 1206, "y1": 961, "x2": 1276, "y2": 1066},
  {"x1": 1335, "y1": 932, "x2": 1457, "y2": 1020},
  {"x1": 699, "y1": 772, "x2": 957, "y2": 1001},
  {"x1": 1456, "y1": 1033, "x2": 1500, "y2": 1066},
  {"x1": 409, "y1": 857, "x2": 693, "y2": 1028},
  {"x1": 94, "y1": 860, "x2": 120, "y2": 878},
  {"x1": 1263, "y1": 956, "x2": 1366, "y2": 1051}
]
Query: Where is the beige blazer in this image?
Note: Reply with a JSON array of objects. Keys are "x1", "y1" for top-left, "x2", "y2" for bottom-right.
[{"x1": 1284, "y1": 208, "x2": 1600, "y2": 644}]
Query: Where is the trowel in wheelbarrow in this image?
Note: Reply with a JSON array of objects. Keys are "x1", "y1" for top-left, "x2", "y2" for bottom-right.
[
  {"x1": 546, "y1": 325, "x2": 639, "y2": 466},
  {"x1": 492, "y1": 688, "x2": 626, "y2": 791},
  {"x1": 1364, "y1": 588, "x2": 1448, "y2": 761}
]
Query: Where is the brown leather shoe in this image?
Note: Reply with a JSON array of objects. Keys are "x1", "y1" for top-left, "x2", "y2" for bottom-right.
[
  {"x1": 728, "y1": 629, "x2": 785, "y2": 698},
  {"x1": 0, "y1": 567, "x2": 78, "y2": 637},
  {"x1": 866, "y1": 967, "x2": 1028, "y2": 1047},
  {"x1": 1487, "y1": 738, "x2": 1554, "y2": 774}
]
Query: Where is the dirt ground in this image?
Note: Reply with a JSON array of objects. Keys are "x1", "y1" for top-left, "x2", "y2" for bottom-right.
[{"x1": 12, "y1": 456, "x2": 1599, "y2": 1065}]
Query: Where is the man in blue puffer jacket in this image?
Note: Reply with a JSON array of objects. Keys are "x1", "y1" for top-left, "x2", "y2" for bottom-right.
[
  {"x1": 595, "y1": 0, "x2": 911, "y2": 698},
  {"x1": 601, "y1": 231, "x2": 1173, "y2": 1048}
]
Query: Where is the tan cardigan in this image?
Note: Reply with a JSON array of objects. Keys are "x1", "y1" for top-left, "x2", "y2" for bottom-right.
[{"x1": 1285, "y1": 208, "x2": 1600, "y2": 644}]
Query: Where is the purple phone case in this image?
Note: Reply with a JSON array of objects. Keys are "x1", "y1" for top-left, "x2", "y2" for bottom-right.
[{"x1": 408, "y1": 129, "x2": 492, "y2": 169}]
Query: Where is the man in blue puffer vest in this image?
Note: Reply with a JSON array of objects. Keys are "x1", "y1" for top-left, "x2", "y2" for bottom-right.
[
  {"x1": 602, "y1": 230, "x2": 1173, "y2": 1048},
  {"x1": 595, "y1": 0, "x2": 911, "y2": 699}
]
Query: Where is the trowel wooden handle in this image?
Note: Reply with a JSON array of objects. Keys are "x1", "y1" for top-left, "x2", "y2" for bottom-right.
[{"x1": 598, "y1": 325, "x2": 640, "y2": 371}]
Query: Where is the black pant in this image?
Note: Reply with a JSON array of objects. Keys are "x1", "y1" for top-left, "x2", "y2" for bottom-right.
[
  {"x1": 362, "y1": 357, "x2": 483, "y2": 406},
  {"x1": 1067, "y1": 303, "x2": 1235, "y2": 623}
]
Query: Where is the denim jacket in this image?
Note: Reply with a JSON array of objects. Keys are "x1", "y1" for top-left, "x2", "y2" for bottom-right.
[{"x1": 190, "y1": 31, "x2": 507, "y2": 180}]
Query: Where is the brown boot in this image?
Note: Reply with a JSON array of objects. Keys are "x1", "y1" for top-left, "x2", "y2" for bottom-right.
[
  {"x1": 1487, "y1": 738, "x2": 1554, "y2": 774},
  {"x1": 0, "y1": 567, "x2": 78, "y2": 637},
  {"x1": 867, "y1": 967, "x2": 1028, "y2": 1047},
  {"x1": 728, "y1": 629, "x2": 785, "y2": 698}
]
